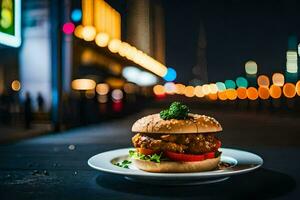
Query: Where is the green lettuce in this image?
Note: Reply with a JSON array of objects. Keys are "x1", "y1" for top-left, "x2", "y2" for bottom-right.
[{"x1": 129, "y1": 150, "x2": 162, "y2": 163}]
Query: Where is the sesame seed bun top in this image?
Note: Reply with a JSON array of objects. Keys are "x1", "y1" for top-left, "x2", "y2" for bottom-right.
[{"x1": 131, "y1": 113, "x2": 222, "y2": 134}]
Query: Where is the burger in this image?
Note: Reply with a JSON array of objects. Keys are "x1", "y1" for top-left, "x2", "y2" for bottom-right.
[{"x1": 129, "y1": 102, "x2": 222, "y2": 173}]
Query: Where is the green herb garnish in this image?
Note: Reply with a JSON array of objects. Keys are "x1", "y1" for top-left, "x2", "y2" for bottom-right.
[
  {"x1": 114, "y1": 160, "x2": 132, "y2": 168},
  {"x1": 129, "y1": 150, "x2": 162, "y2": 163},
  {"x1": 159, "y1": 102, "x2": 190, "y2": 120}
]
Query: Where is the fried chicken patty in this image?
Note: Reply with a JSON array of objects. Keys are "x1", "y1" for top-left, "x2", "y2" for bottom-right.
[{"x1": 132, "y1": 133, "x2": 219, "y2": 154}]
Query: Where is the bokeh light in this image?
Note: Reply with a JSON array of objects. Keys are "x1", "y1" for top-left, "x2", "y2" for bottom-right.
[
  {"x1": 236, "y1": 77, "x2": 248, "y2": 88},
  {"x1": 202, "y1": 84, "x2": 211, "y2": 95},
  {"x1": 97, "y1": 95, "x2": 108, "y2": 103},
  {"x1": 257, "y1": 75, "x2": 270, "y2": 88},
  {"x1": 225, "y1": 89, "x2": 237, "y2": 100},
  {"x1": 96, "y1": 83, "x2": 110, "y2": 95},
  {"x1": 82, "y1": 26, "x2": 96, "y2": 41},
  {"x1": 71, "y1": 9, "x2": 82, "y2": 22},
  {"x1": 237, "y1": 87, "x2": 247, "y2": 99},
  {"x1": 153, "y1": 85, "x2": 165, "y2": 96},
  {"x1": 11, "y1": 80, "x2": 21, "y2": 91},
  {"x1": 225, "y1": 80, "x2": 236, "y2": 89},
  {"x1": 245, "y1": 60, "x2": 258, "y2": 75},
  {"x1": 194, "y1": 86, "x2": 204, "y2": 97},
  {"x1": 269, "y1": 85, "x2": 282, "y2": 99},
  {"x1": 208, "y1": 93, "x2": 218, "y2": 101},
  {"x1": 72, "y1": 79, "x2": 96, "y2": 90},
  {"x1": 272, "y1": 73, "x2": 284, "y2": 87},
  {"x1": 175, "y1": 84, "x2": 185, "y2": 94},
  {"x1": 209, "y1": 83, "x2": 218, "y2": 94},
  {"x1": 216, "y1": 82, "x2": 226, "y2": 91},
  {"x1": 217, "y1": 91, "x2": 227, "y2": 100},
  {"x1": 258, "y1": 87, "x2": 270, "y2": 100},
  {"x1": 164, "y1": 82, "x2": 176, "y2": 94},
  {"x1": 184, "y1": 86, "x2": 195, "y2": 97},
  {"x1": 246, "y1": 87, "x2": 258, "y2": 100},
  {"x1": 63, "y1": 22, "x2": 75, "y2": 35},
  {"x1": 163, "y1": 67, "x2": 177, "y2": 82},
  {"x1": 296, "y1": 81, "x2": 300, "y2": 96},
  {"x1": 74, "y1": 25, "x2": 84, "y2": 38},
  {"x1": 108, "y1": 39, "x2": 122, "y2": 53},
  {"x1": 286, "y1": 51, "x2": 298, "y2": 73},
  {"x1": 95, "y1": 32, "x2": 110, "y2": 47},
  {"x1": 283, "y1": 83, "x2": 296, "y2": 98},
  {"x1": 111, "y1": 89, "x2": 123, "y2": 101}
]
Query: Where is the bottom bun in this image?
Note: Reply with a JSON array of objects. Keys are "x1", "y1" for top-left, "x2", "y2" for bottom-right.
[{"x1": 131, "y1": 156, "x2": 221, "y2": 173}]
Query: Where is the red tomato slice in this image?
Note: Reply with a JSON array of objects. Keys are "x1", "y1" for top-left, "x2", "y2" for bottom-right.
[
  {"x1": 204, "y1": 152, "x2": 215, "y2": 159},
  {"x1": 165, "y1": 151, "x2": 205, "y2": 162},
  {"x1": 137, "y1": 148, "x2": 157, "y2": 155}
]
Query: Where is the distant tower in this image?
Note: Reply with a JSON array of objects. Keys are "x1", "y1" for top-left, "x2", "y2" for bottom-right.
[{"x1": 191, "y1": 21, "x2": 208, "y2": 85}]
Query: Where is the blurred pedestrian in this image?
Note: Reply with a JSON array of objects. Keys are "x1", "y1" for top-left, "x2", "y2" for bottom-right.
[
  {"x1": 24, "y1": 92, "x2": 33, "y2": 129},
  {"x1": 37, "y1": 92, "x2": 45, "y2": 112}
]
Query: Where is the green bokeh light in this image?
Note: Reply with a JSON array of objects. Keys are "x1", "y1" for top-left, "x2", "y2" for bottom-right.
[
  {"x1": 225, "y1": 80, "x2": 236, "y2": 89},
  {"x1": 216, "y1": 82, "x2": 226, "y2": 91},
  {"x1": 236, "y1": 77, "x2": 248, "y2": 88}
]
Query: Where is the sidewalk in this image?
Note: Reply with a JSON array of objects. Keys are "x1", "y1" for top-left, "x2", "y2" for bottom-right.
[{"x1": 0, "y1": 123, "x2": 53, "y2": 144}]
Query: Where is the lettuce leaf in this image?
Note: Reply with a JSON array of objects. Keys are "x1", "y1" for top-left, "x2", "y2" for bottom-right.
[{"x1": 129, "y1": 150, "x2": 162, "y2": 163}]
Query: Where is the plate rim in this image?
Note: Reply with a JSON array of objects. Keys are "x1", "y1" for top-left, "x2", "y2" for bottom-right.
[{"x1": 88, "y1": 147, "x2": 263, "y2": 178}]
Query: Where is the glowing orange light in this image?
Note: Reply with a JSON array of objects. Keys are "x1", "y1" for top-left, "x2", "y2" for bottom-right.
[
  {"x1": 257, "y1": 75, "x2": 270, "y2": 88},
  {"x1": 217, "y1": 91, "x2": 227, "y2": 100},
  {"x1": 108, "y1": 39, "x2": 122, "y2": 53},
  {"x1": 296, "y1": 81, "x2": 300, "y2": 96},
  {"x1": 74, "y1": 25, "x2": 84, "y2": 38},
  {"x1": 225, "y1": 89, "x2": 237, "y2": 100},
  {"x1": 258, "y1": 87, "x2": 270, "y2": 100},
  {"x1": 11, "y1": 80, "x2": 21, "y2": 91},
  {"x1": 237, "y1": 87, "x2": 247, "y2": 99},
  {"x1": 283, "y1": 83, "x2": 296, "y2": 98},
  {"x1": 208, "y1": 93, "x2": 218, "y2": 101},
  {"x1": 247, "y1": 87, "x2": 258, "y2": 100},
  {"x1": 72, "y1": 79, "x2": 96, "y2": 90},
  {"x1": 153, "y1": 85, "x2": 165, "y2": 96},
  {"x1": 269, "y1": 85, "x2": 282, "y2": 99},
  {"x1": 96, "y1": 83, "x2": 110, "y2": 95},
  {"x1": 184, "y1": 86, "x2": 195, "y2": 97},
  {"x1": 272, "y1": 73, "x2": 284, "y2": 87},
  {"x1": 175, "y1": 84, "x2": 185, "y2": 95},
  {"x1": 95, "y1": 32, "x2": 110, "y2": 47},
  {"x1": 194, "y1": 86, "x2": 204, "y2": 97}
]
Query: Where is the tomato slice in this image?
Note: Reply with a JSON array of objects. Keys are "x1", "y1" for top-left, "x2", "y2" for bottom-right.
[
  {"x1": 204, "y1": 152, "x2": 215, "y2": 159},
  {"x1": 165, "y1": 151, "x2": 205, "y2": 162},
  {"x1": 137, "y1": 148, "x2": 157, "y2": 155}
]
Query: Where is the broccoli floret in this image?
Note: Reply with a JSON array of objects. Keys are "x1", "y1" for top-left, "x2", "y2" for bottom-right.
[{"x1": 159, "y1": 102, "x2": 190, "y2": 120}]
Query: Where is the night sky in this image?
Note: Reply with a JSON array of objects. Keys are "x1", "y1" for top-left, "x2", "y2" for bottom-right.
[{"x1": 162, "y1": 0, "x2": 300, "y2": 83}]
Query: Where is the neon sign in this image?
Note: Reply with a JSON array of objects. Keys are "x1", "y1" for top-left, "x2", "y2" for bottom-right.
[{"x1": 0, "y1": 0, "x2": 21, "y2": 47}]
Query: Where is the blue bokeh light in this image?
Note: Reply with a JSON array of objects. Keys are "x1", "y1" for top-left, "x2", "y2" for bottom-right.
[
  {"x1": 71, "y1": 9, "x2": 82, "y2": 22},
  {"x1": 163, "y1": 67, "x2": 177, "y2": 82}
]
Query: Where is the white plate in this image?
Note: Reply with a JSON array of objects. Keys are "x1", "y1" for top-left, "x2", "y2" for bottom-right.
[{"x1": 88, "y1": 148, "x2": 263, "y2": 185}]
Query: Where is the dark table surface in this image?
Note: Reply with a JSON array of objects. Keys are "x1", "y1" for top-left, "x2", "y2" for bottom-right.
[{"x1": 1, "y1": 108, "x2": 300, "y2": 200}]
